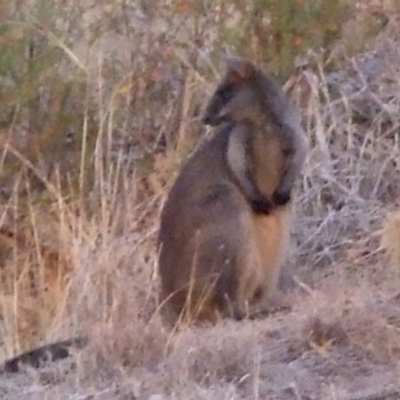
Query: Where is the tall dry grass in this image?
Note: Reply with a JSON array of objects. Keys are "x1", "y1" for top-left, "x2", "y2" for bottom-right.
[{"x1": 1, "y1": 0, "x2": 400, "y2": 399}]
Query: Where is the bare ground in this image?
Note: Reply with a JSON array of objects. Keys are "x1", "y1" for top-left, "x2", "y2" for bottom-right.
[{"x1": 1, "y1": 261, "x2": 400, "y2": 400}]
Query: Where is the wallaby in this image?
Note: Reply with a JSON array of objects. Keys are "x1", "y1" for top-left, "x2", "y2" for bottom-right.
[{"x1": 157, "y1": 58, "x2": 307, "y2": 324}]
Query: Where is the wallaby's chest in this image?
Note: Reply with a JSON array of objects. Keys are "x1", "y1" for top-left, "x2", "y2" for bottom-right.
[{"x1": 248, "y1": 128, "x2": 285, "y2": 196}]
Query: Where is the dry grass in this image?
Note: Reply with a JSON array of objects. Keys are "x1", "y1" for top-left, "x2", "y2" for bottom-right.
[{"x1": 1, "y1": 1, "x2": 400, "y2": 399}]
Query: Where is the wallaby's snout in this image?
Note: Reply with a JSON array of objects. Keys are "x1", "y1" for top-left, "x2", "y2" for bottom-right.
[{"x1": 202, "y1": 91, "x2": 232, "y2": 126}]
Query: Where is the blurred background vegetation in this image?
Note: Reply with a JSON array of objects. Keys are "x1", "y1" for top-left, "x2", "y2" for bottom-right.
[{"x1": 0, "y1": 0, "x2": 390, "y2": 211}]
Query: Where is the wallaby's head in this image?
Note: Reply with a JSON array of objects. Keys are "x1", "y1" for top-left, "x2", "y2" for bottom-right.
[{"x1": 202, "y1": 58, "x2": 268, "y2": 127}]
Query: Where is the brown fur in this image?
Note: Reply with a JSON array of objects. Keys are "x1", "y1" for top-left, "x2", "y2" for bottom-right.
[
  {"x1": 250, "y1": 208, "x2": 291, "y2": 307},
  {"x1": 158, "y1": 59, "x2": 306, "y2": 326}
]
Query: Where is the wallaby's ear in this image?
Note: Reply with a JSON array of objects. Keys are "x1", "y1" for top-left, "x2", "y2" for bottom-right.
[{"x1": 225, "y1": 58, "x2": 256, "y2": 84}]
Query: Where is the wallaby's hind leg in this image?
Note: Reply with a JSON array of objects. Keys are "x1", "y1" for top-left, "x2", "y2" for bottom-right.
[
  {"x1": 158, "y1": 181, "x2": 267, "y2": 325},
  {"x1": 230, "y1": 235, "x2": 265, "y2": 320},
  {"x1": 191, "y1": 210, "x2": 264, "y2": 321}
]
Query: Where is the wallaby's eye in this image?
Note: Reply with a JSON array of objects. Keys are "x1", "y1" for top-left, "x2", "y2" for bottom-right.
[
  {"x1": 215, "y1": 83, "x2": 235, "y2": 104},
  {"x1": 202, "y1": 82, "x2": 236, "y2": 126}
]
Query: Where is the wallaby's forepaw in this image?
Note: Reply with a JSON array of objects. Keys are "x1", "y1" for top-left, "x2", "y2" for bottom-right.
[
  {"x1": 273, "y1": 190, "x2": 291, "y2": 207},
  {"x1": 251, "y1": 197, "x2": 274, "y2": 215}
]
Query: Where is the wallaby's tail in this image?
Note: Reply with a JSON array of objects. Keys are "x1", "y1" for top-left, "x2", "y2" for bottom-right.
[{"x1": 0, "y1": 336, "x2": 88, "y2": 373}]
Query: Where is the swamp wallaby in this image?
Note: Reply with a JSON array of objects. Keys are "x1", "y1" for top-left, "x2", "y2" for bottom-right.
[{"x1": 158, "y1": 58, "x2": 307, "y2": 324}]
